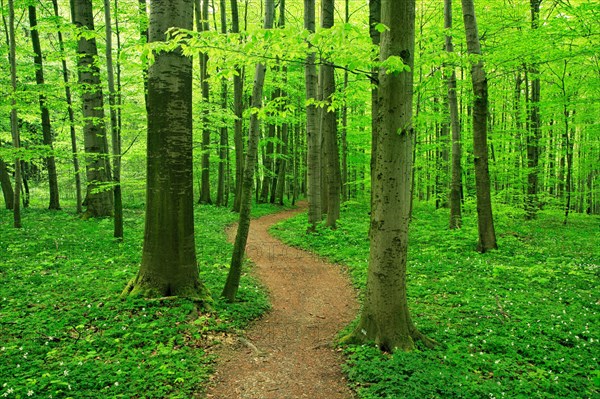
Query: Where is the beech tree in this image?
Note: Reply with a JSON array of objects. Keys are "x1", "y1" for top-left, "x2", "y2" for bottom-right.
[
  {"x1": 28, "y1": 5, "x2": 60, "y2": 211},
  {"x1": 342, "y1": 0, "x2": 435, "y2": 352},
  {"x1": 122, "y1": 0, "x2": 208, "y2": 300},
  {"x1": 222, "y1": 0, "x2": 275, "y2": 302},
  {"x1": 7, "y1": 0, "x2": 21, "y2": 227},
  {"x1": 461, "y1": 0, "x2": 497, "y2": 252},
  {"x1": 72, "y1": 0, "x2": 113, "y2": 218}
]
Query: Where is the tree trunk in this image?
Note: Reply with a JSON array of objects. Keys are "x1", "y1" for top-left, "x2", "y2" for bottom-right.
[
  {"x1": 445, "y1": 0, "x2": 462, "y2": 229},
  {"x1": 525, "y1": 0, "x2": 541, "y2": 220},
  {"x1": 320, "y1": 0, "x2": 341, "y2": 228},
  {"x1": 305, "y1": 0, "x2": 321, "y2": 231},
  {"x1": 104, "y1": 0, "x2": 124, "y2": 239},
  {"x1": 72, "y1": 0, "x2": 113, "y2": 218},
  {"x1": 275, "y1": 124, "x2": 288, "y2": 205},
  {"x1": 231, "y1": 0, "x2": 244, "y2": 212},
  {"x1": 8, "y1": 0, "x2": 21, "y2": 228},
  {"x1": 196, "y1": 0, "x2": 212, "y2": 205},
  {"x1": 0, "y1": 159, "x2": 14, "y2": 209},
  {"x1": 216, "y1": 0, "x2": 229, "y2": 207},
  {"x1": 222, "y1": 0, "x2": 274, "y2": 302},
  {"x1": 122, "y1": 0, "x2": 208, "y2": 301},
  {"x1": 28, "y1": 5, "x2": 61, "y2": 211},
  {"x1": 53, "y1": 0, "x2": 83, "y2": 214},
  {"x1": 461, "y1": 0, "x2": 497, "y2": 252},
  {"x1": 342, "y1": 0, "x2": 435, "y2": 352},
  {"x1": 138, "y1": 0, "x2": 149, "y2": 110}
]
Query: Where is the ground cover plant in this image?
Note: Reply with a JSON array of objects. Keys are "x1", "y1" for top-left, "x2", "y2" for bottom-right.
[
  {"x1": 0, "y1": 202, "x2": 285, "y2": 399},
  {"x1": 271, "y1": 201, "x2": 600, "y2": 398}
]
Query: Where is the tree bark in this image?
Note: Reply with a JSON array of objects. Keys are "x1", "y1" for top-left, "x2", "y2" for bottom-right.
[
  {"x1": 53, "y1": 0, "x2": 82, "y2": 214},
  {"x1": 196, "y1": 0, "x2": 212, "y2": 205},
  {"x1": 461, "y1": 0, "x2": 497, "y2": 252},
  {"x1": 525, "y1": 0, "x2": 542, "y2": 220},
  {"x1": 72, "y1": 0, "x2": 113, "y2": 218},
  {"x1": 342, "y1": 0, "x2": 435, "y2": 352},
  {"x1": 445, "y1": 0, "x2": 462, "y2": 229},
  {"x1": 8, "y1": 0, "x2": 21, "y2": 228},
  {"x1": 0, "y1": 159, "x2": 14, "y2": 209},
  {"x1": 222, "y1": 0, "x2": 274, "y2": 302},
  {"x1": 28, "y1": 5, "x2": 61, "y2": 210},
  {"x1": 305, "y1": 0, "x2": 321, "y2": 231},
  {"x1": 216, "y1": 0, "x2": 229, "y2": 207},
  {"x1": 231, "y1": 0, "x2": 244, "y2": 212},
  {"x1": 122, "y1": 0, "x2": 208, "y2": 301},
  {"x1": 319, "y1": 0, "x2": 341, "y2": 228}
]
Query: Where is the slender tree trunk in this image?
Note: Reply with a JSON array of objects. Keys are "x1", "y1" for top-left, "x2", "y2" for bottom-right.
[
  {"x1": 445, "y1": 0, "x2": 462, "y2": 229},
  {"x1": 260, "y1": 121, "x2": 275, "y2": 203},
  {"x1": 275, "y1": 123, "x2": 288, "y2": 205},
  {"x1": 525, "y1": 0, "x2": 542, "y2": 220},
  {"x1": 0, "y1": 159, "x2": 14, "y2": 209},
  {"x1": 231, "y1": 0, "x2": 244, "y2": 212},
  {"x1": 319, "y1": 0, "x2": 341, "y2": 228},
  {"x1": 222, "y1": 0, "x2": 274, "y2": 302},
  {"x1": 563, "y1": 107, "x2": 574, "y2": 225},
  {"x1": 343, "y1": 0, "x2": 435, "y2": 352},
  {"x1": 196, "y1": 0, "x2": 212, "y2": 205},
  {"x1": 28, "y1": 5, "x2": 60, "y2": 210},
  {"x1": 72, "y1": 0, "x2": 113, "y2": 218},
  {"x1": 340, "y1": 0, "x2": 350, "y2": 202},
  {"x1": 461, "y1": 0, "x2": 497, "y2": 252},
  {"x1": 122, "y1": 0, "x2": 208, "y2": 301},
  {"x1": 305, "y1": 0, "x2": 321, "y2": 231},
  {"x1": 216, "y1": 0, "x2": 229, "y2": 207},
  {"x1": 53, "y1": 0, "x2": 82, "y2": 214},
  {"x1": 8, "y1": 0, "x2": 21, "y2": 228},
  {"x1": 104, "y1": 0, "x2": 123, "y2": 239}
]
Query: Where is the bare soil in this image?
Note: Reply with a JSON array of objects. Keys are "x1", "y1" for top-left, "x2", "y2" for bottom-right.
[{"x1": 205, "y1": 203, "x2": 358, "y2": 399}]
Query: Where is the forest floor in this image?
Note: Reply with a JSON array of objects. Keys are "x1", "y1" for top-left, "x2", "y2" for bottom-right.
[{"x1": 205, "y1": 202, "x2": 358, "y2": 399}]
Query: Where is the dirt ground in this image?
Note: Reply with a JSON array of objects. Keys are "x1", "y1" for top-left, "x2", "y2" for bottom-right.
[{"x1": 205, "y1": 203, "x2": 358, "y2": 399}]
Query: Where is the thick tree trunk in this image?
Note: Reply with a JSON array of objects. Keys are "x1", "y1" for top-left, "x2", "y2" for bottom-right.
[
  {"x1": 525, "y1": 0, "x2": 542, "y2": 220},
  {"x1": 222, "y1": 0, "x2": 274, "y2": 302},
  {"x1": 342, "y1": 0, "x2": 435, "y2": 352},
  {"x1": 138, "y1": 0, "x2": 149, "y2": 110},
  {"x1": 445, "y1": 0, "x2": 462, "y2": 229},
  {"x1": 8, "y1": 0, "x2": 21, "y2": 228},
  {"x1": 0, "y1": 159, "x2": 14, "y2": 209},
  {"x1": 122, "y1": 0, "x2": 208, "y2": 300},
  {"x1": 104, "y1": 0, "x2": 124, "y2": 239},
  {"x1": 72, "y1": 0, "x2": 113, "y2": 218},
  {"x1": 461, "y1": 0, "x2": 497, "y2": 252},
  {"x1": 28, "y1": 6, "x2": 60, "y2": 211},
  {"x1": 305, "y1": 0, "x2": 321, "y2": 231},
  {"x1": 53, "y1": 0, "x2": 82, "y2": 214}
]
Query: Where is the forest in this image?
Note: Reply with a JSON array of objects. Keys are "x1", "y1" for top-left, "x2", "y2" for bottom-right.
[{"x1": 0, "y1": 0, "x2": 598, "y2": 398}]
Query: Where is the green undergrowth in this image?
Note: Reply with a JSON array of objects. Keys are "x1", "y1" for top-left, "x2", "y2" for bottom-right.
[
  {"x1": 0, "y1": 201, "x2": 287, "y2": 399},
  {"x1": 270, "y1": 201, "x2": 599, "y2": 399}
]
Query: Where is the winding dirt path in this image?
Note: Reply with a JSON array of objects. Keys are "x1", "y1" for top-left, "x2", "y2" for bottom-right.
[{"x1": 205, "y1": 203, "x2": 358, "y2": 399}]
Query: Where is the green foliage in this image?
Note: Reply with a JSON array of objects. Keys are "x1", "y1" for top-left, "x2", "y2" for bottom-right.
[
  {"x1": 271, "y1": 201, "x2": 599, "y2": 398},
  {"x1": 0, "y1": 202, "x2": 279, "y2": 398}
]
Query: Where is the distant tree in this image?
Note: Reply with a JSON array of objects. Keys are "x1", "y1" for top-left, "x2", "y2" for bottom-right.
[
  {"x1": 72, "y1": 0, "x2": 113, "y2": 218},
  {"x1": 231, "y1": 0, "x2": 244, "y2": 212},
  {"x1": 196, "y1": 0, "x2": 212, "y2": 205},
  {"x1": 342, "y1": 0, "x2": 436, "y2": 352},
  {"x1": 0, "y1": 159, "x2": 14, "y2": 210},
  {"x1": 7, "y1": 0, "x2": 21, "y2": 228},
  {"x1": 461, "y1": 0, "x2": 497, "y2": 252},
  {"x1": 122, "y1": 0, "x2": 208, "y2": 300}
]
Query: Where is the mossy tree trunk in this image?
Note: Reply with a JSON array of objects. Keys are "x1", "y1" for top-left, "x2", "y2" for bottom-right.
[
  {"x1": 461, "y1": 0, "x2": 497, "y2": 252},
  {"x1": 222, "y1": 0, "x2": 274, "y2": 302},
  {"x1": 342, "y1": 0, "x2": 435, "y2": 352},
  {"x1": 122, "y1": 0, "x2": 208, "y2": 300},
  {"x1": 72, "y1": 0, "x2": 113, "y2": 218},
  {"x1": 28, "y1": 5, "x2": 60, "y2": 211}
]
